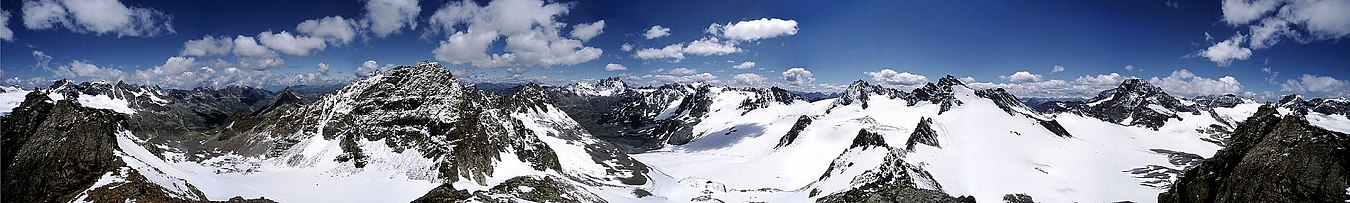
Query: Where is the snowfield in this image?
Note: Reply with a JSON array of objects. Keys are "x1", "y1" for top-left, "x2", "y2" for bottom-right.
[{"x1": 630, "y1": 85, "x2": 1257, "y2": 202}]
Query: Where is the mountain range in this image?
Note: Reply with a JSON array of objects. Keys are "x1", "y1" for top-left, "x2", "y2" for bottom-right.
[{"x1": 3, "y1": 62, "x2": 1348, "y2": 203}]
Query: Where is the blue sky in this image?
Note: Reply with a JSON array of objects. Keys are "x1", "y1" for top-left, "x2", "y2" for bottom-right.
[{"x1": 0, "y1": 0, "x2": 1347, "y2": 99}]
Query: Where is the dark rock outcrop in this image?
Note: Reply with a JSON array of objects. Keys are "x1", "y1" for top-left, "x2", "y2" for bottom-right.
[
  {"x1": 776, "y1": 115, "x2": 814, "y2": 148},
  {"x1": 1159, "y1": 105, "x2": 1350, "y2": 203},
  {"x1": 905, "y1": 117, "x2": 940, "y2": 151}
]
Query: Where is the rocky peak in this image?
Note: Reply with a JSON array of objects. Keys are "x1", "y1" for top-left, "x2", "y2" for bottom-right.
[
  {"x1": 912, "y1": 75, "x2": 968, "y2": 114},
  {"x1": 936, "y1": 75, "x2": 965, "y2": 87},
  {"x1": 1160, "y1": 105, "x2": 1350, "y2": 202},
  {"x1": 1192, "y1": 94, "x2": 1245, "y2": 108},
  {"x1": 508, "y1": 83, "x2": 553, "y2": 113},
  {"x1": 1081, "y1": 79, "x2": 1193, "y2": 130},
  {"x1": 563, "y1": 77, "x2": 630, "y2": 97},
  {"x1": 974, "y1": 88, "x2": 1033, "y2": 117},
  {"x1": 830, "y1": 80, "x2": 887, "y2": 110},
  {"x1": 250, "y1": 86, "x2": 308, "y2": 116}
]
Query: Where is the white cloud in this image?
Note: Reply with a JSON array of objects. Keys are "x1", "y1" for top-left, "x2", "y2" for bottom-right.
[
  {"x1": 231, "y1": 36, "x2": 283, "y2": 70},
  {"x1": 1248, "y1": 18, "x2": 1297, "y2": 49},
  {"x1": 357, "y1": 60, "x2": 382, "y2": 77},
  {"x1": 1221, "y1": 0, "x2": 1281, "y2": 25},
  {"x1": 317, "y1": 63, "x2": 331, "y2": 75},
  {"x1": 1125, "y1": 65, "x2": 1136, "y2": 71},
  {"x1": 258, "y1": 31, "x2": 327, "y2": 56},
  {"x1": 1206, "y1": 0, "x2": 1350, "y2": 64},
  {"x1": 297, "y1": 16, "x2": 358, "y2": 45},
  {"x1": 21, "y1": 0, "x2": 173, "y2": 37},
  {"x1": 429, "y1": 0, "x2": 602, "y2": 69},
  {"x1": 667, "y1": 67, "x2": 697, "y2": 75},
  {"x1": 1000, "y1": 71, "x2": 1043, "y2": 82},
  {"x1": 732, "y1": 61, "x2": 755, "y2": 70},
  {"x1": 620, "y1": 43, "x2": 633, "y2": 51},
  {"x1": 231, "y1": 35, "x2": 273, "y2": 57},
  {"x1": 362, "y1": 0, "x2": 420, "y2": 37},
  {"x1": 733, "y1": 73, "x2": 767, "y2": 86},
  {"x1": 0, "y1": 11, "x2": 13, "y2": 41},
  {"x1": 1281, "y1": 74, "x2": 1350, "y2": 97},
  {"x1": 781, "y1": 67, "x2": 814, "y2": 86},
  {"x1": 1197, "y1": 34, "x2": 1252, "y2": 66},
  {"x1": 571, "y1": 20, "x2": 605, "y2": 41},
  {"x1": 644, "y1": 25, "x2": 671, "y2": 39},
  {"x1": 709, "y1": 18, "x2": 798, "y2": 41},
  {"x1": 682, "y1": 37, "x2": 739, "y2": 56},
  {"x1": 635, "y1": 43, "x2": 685, "y2": 61},
  {"x1": 1147, "y1": 69, "x2": 1243, "y2": 97},
  {"x1": 641, "y1": 73, "x2": 719, "y2": 85},
  {"x1": 53, "y1": 60, "x2": 126, "y2": 82},
  {"x1": 180, "y1": 35, "x2": 235, "y2": 56},
  {"x1": 1072, "y1": 72, "x2": 1126, "y2": 86},
  {"x1": 865, "y1": 69, "x2": 928, "y2": 86},
  {"x1": 605, "y1": 63, "x2": 626, "y2": 71},
  {"x1": 1051, "y1": 65, "x2": 1065, "y2": 73},
  {"x1": 635, "y1": 37, "x2": 739, "y2": 61},
  {"x1": 966, "y1": 73, "x2": 1134, "y2": 98}
]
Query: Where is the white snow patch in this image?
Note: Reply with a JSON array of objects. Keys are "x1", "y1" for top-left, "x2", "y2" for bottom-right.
[{"x1": 78, "y1": 94, "x2": 137, "y2": 114}]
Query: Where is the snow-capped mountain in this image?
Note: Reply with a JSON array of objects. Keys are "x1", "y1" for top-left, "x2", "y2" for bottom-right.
[{"x1": 4, "y1": 61, "x2": 1350, "y2": 202}]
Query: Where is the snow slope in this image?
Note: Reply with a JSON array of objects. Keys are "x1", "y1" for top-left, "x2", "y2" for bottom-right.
[{"x1": 630, "y1": 84, "x2": 1253, "y2": 202}]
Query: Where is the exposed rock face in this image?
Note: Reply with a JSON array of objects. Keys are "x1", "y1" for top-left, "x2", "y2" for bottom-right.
[
  {"x1": 1, "y1": 92, "x2": 206, "y2": 202},
  {"x1": 811, "y1": 128, "x2": 975, "y2": 203},
  {"x1": 1191, "y1": 94, "x2": 1245, "y2": 109},
  {"x1": 1081, "y1": 79, "x2": 1196, "y2": 130},
  {"x1": 906, "y1": 117, "x2": 940, "y2": 151},
  {"x1": 912, "y1": 76, "x2": 966, "y2": 115},
  {"x1": 829, "y1": 80, "x2": 906, "y2": 112},
  {"x1": 1279, "y1": 94, "x2": 1350, "y2": 117},
  {"x1": 776, "y1": 115, "x2": 814, "y2": 148},
  {"x1": 738, "y1": 86, "x2": 806, "y2": 114},
  {"x1": 2, "y1": 94, "x2": 127, "y2": 203},
  {"x1": 1159, "y1": 105, "x2": 1350, "y2": 203}
]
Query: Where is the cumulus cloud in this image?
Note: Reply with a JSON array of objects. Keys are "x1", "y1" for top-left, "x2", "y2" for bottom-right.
[
  {"x1": 571, "y1": 20, "x2": 605, "y2": 41},
  {"x1": 865, "y1": 69, "x2": 928, "y2": 86},
  {"x1": 782, "y1": 67, "x2": 814, "y2": 86},
  {"x1": 428, "y1": 0, "x2": 602, "y2": 69},
  {"x1": 708, "y1": 18, "x2": 798, "y2": 41},
  {"x1": 635, "y1": 43, "x2": 685, "y2": 61},
  {"x1": 53, "y1": 60, "x2": 126, "y2": 82},
  {"x1": 1197, "y1": 34, "x2": 1252, "y2": 66},
  {"x1": 1203, "y1": 0, "x2": 1350, "y2": 65},
  {"x1": 635, "y1": 37, "x2": 739, "y2": 61},
  {"x1": 966, "y1": 73, "x2": 1133, "y2": 98},
  {"x1": 362, "y1": 0, "x2": 420, "y2": 37},
  {"x1": 257, "y1": 31, "x2": 327, "y2": 56},
  {"x1": 317, "y1": 63, "x2": 331, "y2": 75},
  {"x1": 0, "y1": 11, "x2": 13, "y2": 41},
  {"x1": 230, "y1": 35, "x2": 283, "y2": 69},
  {"x1": 297, "y1": 16, "x2": 358, "y2": 45},
  {"x1": 21, "y1": 0, "x2": 174, "y2": 37},
  {"x1": 732, "y1": 61, "x2": 755, "y2": 70},
  {"x1": 667, "y1": 67, "x2": 697, "y2": 75},
  {"x1": 620, "y1": 43, "x2": 633, "y2": 51},
  {"x1": 1221, "y1": 0, "x2": 1281, "y2": 25},
  {"x1": 605, "y1": 63, "x2": 626, "y2": 71},
  {"x1": 180, "y1": 35, "x2": 235, "y2": 56},
  {"x1": 641, "y1": 72, "x2": 718, "y2": 85},
  {"x1": 1000, "y1": 71, "x2": 1043, "y2": 82},
  {"x1": 1051, "y1": 65, "x2": 1065, "y2": 73},
  {"x1": 356, "y1": 60, "x2": 383, "y2": 77},
  {"x1": 682, "y1": 37, "x2": 739, "y2": 55},
  {"x1": 733, "y1": 73, "x2": 767, "y2": 86},
  {"x1": 1281, "y1": 74, "x2": 1350, "y2": 97},
  {"x1": 1147, "y1": 69, "x2": 1243, "y2": 97},
  {"x1": 644, "y1": 25, "x2": 671, "y2": 39}
]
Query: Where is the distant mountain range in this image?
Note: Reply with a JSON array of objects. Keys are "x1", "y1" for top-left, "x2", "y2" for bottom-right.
[{"x1": 3, "y1": 62, "x2": 1348, "y2": 202}]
